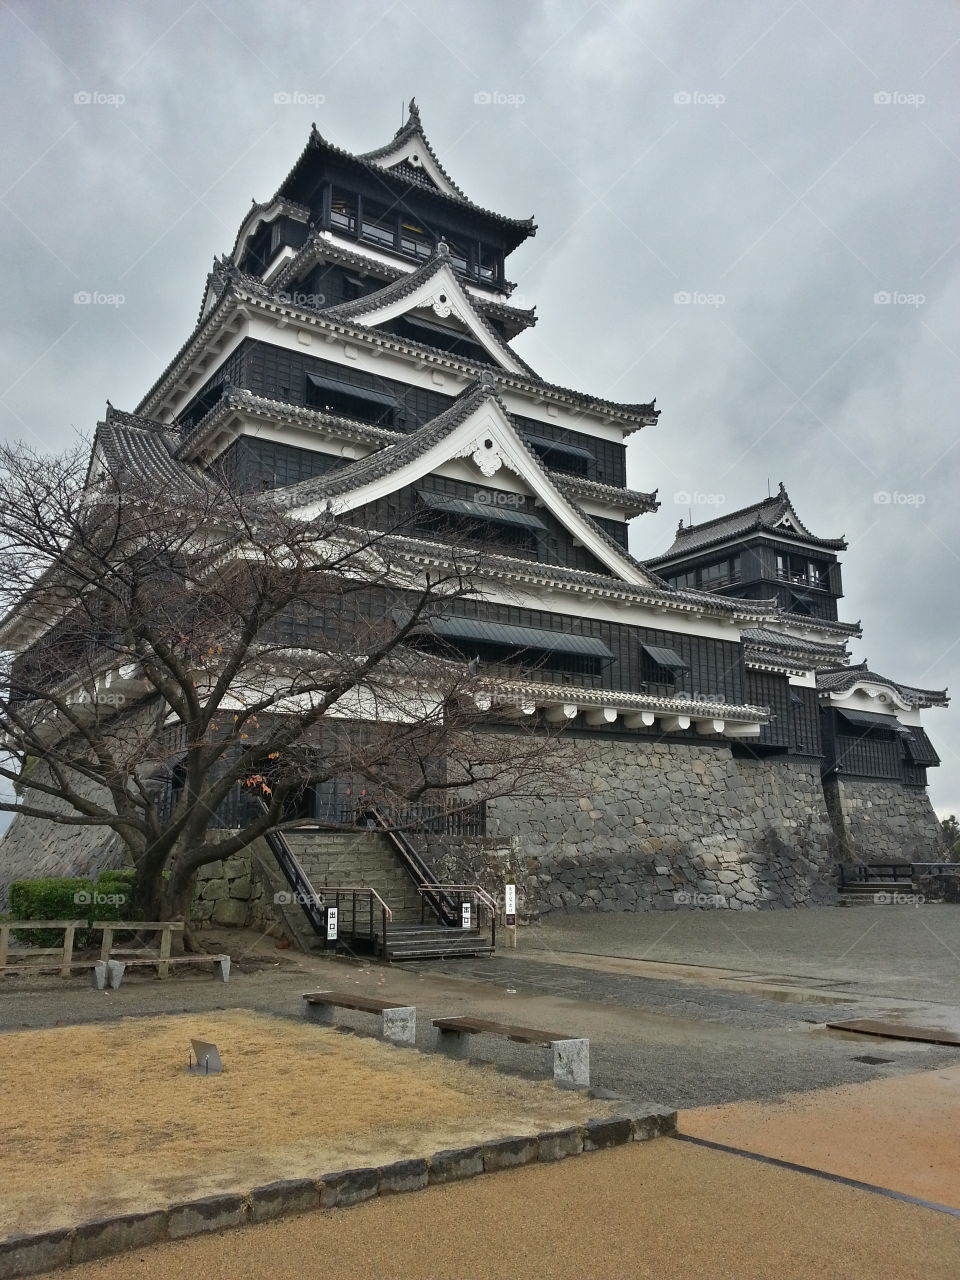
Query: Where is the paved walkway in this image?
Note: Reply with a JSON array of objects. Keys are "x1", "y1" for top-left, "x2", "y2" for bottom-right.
[{"x1": 60, "y1": 1140, "x2": 960, "y2": 1280}]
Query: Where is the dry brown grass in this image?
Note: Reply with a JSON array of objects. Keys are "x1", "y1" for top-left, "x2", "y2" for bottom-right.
[{"x1": 0, "y1": 1010, "x2": 606, "y2": 1234}]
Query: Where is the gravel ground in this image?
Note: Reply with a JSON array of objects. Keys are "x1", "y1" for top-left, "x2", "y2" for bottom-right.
[
  {"x1": 3, "y1": 935, "x2": 958, "y2": 1109},
  {"x1": 58, "y1": 1139, "x2": 960, "y2": 1280},
  {"x1": 523, "y1": 905, "x2": 960, "y2": 1003}
]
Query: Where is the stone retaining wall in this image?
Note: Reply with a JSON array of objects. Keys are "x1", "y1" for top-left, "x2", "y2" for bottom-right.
[
  {"x1": 486, "y1": 738, "x2": 838, "y2": 914},
  {"x1": 823, "y1": 776, "x2": 945, "y2": 863}
]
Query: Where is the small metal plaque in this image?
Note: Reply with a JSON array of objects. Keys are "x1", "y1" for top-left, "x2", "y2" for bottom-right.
[
  {"x1": 326, "y1": 907, "x2": 338, "y2": 940},
  {"x1": 188, "y1": 1038, "x2": 223, "y2": 1075},
  {"x1": 504, "y1": 884, "x2": 517, "y2": 915},
  {"x1": 461, "y1": 902, "x2": 472, "y2": 929}
]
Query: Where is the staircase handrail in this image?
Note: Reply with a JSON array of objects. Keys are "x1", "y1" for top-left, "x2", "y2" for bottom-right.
[
  {"x1": 359, "y1": 806, "x2": 458, "y2": 926},
  {"x1": 311, "y1": 886, "x2": 393, "y2": 919},
  {"x1": 417, "y1": 883, "x2": 498, "y2": 915}
]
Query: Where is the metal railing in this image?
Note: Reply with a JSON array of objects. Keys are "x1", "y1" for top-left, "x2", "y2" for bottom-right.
[
  {"x1": 359, "y1": 806, "x2": 459, "y2": 926},
  {"x1": 416, "y1": 883, "x2": 498, "y2": 950},
  {"x1": 319, "y1": 886, "x2": 392, "y2": 956}
]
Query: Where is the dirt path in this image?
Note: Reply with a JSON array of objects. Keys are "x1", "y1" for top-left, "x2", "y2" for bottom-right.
[{"x1": 60, "y1": 1139, "x2": 960, "y2": 1280}]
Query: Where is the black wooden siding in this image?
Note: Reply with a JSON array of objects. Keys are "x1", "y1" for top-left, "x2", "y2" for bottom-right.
[
  {"x1": 217, "y1": 436, "x2": 348, "y2": 491},
  {"x1": 744, "y1": 672, "x2": 823, "y2": 756},
  {"x1": 820, "y1": 707, "x2": 927, "y2": 785},
  {"x1": 176, "y1": 339, "x2": 627, "y2": 488},
  {"x1": 355, "y1": 475, "x2": 615, "y2": 576}
]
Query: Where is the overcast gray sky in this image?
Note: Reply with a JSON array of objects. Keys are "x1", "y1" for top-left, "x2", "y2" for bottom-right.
[{"x1": 1, "y1": 0, "x2": 958, "y2": 814}]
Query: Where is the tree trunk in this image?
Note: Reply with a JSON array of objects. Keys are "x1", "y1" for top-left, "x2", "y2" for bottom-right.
[{"x1": 134, "y1": 857, "x2": 200, "y2": 953}]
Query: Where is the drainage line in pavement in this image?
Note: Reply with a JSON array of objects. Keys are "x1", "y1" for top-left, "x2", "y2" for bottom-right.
[{"x1": 672, "y1": 1134, "x2": 960, "y2": 1218}]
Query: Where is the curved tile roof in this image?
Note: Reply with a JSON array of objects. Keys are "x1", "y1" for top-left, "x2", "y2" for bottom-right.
[
  {"x1": 816, "y1": 661, "x2": 948, "y2": 708},
  {"x1": 647, "y1": 482, "x2": 846, "y2": 564}
]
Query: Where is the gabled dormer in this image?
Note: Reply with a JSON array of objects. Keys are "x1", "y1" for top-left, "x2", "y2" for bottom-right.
[{"x1": 647, "y1": 483, "x2": 847, "y2": 621}]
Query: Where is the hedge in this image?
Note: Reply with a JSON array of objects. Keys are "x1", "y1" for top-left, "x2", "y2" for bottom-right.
[{"x1": 9, "y1": 871, "x2": 135, "y2": 947}]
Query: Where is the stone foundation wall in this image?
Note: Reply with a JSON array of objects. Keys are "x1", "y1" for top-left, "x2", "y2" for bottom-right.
[
  {"x1": 824, "y1": 776, "x2": 945, "y2": 863},
  {"x1": 486, "y1": 738, "x2": 839, "y2": 914}
]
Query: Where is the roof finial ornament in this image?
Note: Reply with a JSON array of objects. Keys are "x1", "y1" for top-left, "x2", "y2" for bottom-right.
[
  {"x1": 436, "y1": 238, "x2": 450, "y2": 257},
  {"x1": 480, "y1": 369, "x2": 496, "y2": 392},
  {"x1": 408, "y1": 97, "x2": 420, "y2": 120},
  {"x1": 677, "y1": 518, "x2": 685, "y2": 534},
  {"x1": 778, "y1": 480, "x2": 786, "y2": 495}
]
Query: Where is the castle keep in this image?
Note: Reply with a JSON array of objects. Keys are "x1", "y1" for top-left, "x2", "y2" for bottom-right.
[{"x1": 0, "y1": 102, "x2": 948, "y2": 920}]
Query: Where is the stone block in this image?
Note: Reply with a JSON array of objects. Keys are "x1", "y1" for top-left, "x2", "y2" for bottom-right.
[
  {"x1": 211, "y1": 897, "x2": 247, "y2": 926},
  {"x1": 582, "y1": 1116, "x2": 634, "y2": 1151},
  {"x1": 537, "y1": 1126, "x2": 583, "y2": 1162},
  {"x1": 428, "y1": 1146, "x2": 484, "y2": 1184},
  {"x1": 378, "y1": 1158, "x2": 429, "y2": 1195},
  {"x1": 168, "y1": 1193, "x2": 248, "y2": 1239},
  {"x1": 622, "y1": 1103, "x2": 678, "y2": 1140},
  {"x1": 482, "y1": 1136, "x2": 539, "y2": 1171},
  {"x1": 320, "y1": 1167, "x2": 379, "y2": 1208},
  {"x1": 200, "y1": 878, "x2": 226, "y2": 901},
  {"x1": 228, "y1": 877, "x2": 251, "y2": 898},
  {"x1": 90, "y1": 959, "x2": 107, "y2": 990},
  {"x1": 0, "y1": 1229, "x2": 73, "y2": 1279},
  {"x1": 550, "y1": 1038, "x2": 590, "y2": 1088},
  {"x1": 71, "y1": 1210, "x2": 168, "y2": 1263},
  {"x1": 249, "y1": 1179, "x2": 319, "y2": 1222},
  {"x1": 381, "y1": 1006, "x2": 416, "y2": 1047}
]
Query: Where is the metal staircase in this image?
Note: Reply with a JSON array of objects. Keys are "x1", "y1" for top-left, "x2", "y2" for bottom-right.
[{"x1": 259, "y1": 806, "x2": 497, "y2": 961}]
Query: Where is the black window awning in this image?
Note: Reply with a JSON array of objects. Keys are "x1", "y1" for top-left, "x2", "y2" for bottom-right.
[
  {"x1": 523, "y1": 433, "x2": 595, "y2": 463},
  {"x1": 836, "y1": 708, "x2": 910, "y2": 735},
  {"x1": 641, "y1": 643, "x2": 689, "y2": 672},
  {"x1": 417, "y1": 491, "x2": 548, "y2": 532},
  {"x1": 306, "y1": 372, "x2": 398, "y2": 410},
  {"x1": 903, "y1": 727, "x2": 940, "y2": 766},
  {"x1": 424, "y1": 615, "x2": 613, "y2": 660}
]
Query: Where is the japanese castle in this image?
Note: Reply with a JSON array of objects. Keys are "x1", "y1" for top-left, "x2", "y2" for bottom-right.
[{"x1": 0, "y1": 101, "x2": 949, "y2": 920}]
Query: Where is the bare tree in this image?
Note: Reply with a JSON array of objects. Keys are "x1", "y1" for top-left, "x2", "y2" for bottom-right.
[{"x1": 0, "y1": 441, "x2": 565, "y2": 931}]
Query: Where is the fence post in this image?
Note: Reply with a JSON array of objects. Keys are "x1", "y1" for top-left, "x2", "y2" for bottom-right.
[
  {"x1": 158, "y1": 925, "x2": 172, "y2": 978},
  {"x1": 60, "y1": 923, "x2": 77, "y2": 978}
]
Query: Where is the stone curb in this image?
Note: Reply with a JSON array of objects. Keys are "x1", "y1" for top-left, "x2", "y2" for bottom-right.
[{"x1": 0, "y1": 1107, "x2": 677, "y2": 1278}]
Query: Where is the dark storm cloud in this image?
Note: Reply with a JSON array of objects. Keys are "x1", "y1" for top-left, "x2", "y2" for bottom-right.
[{"x1": 0, "y1": 0, "x2": 957, "y2": 812}]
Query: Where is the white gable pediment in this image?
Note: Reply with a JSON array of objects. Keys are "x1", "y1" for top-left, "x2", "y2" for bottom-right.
[
  {"x1": 345, "y1": 259, "x2": 527, "y2": 377},
  {"x1": 287, "y1": 393, "x2": 654, "y2": 587}
]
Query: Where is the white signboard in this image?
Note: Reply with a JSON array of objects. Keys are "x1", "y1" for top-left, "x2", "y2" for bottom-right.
[
  {"x1": 504, "y1": 884, "x2": 517, "y2": 916},
  {"x1": 461, "y1": 901, "x2": 472, "y2": 929},
  {"x1": 326, "y1": 907, "x2": 338, "y2": 941}
]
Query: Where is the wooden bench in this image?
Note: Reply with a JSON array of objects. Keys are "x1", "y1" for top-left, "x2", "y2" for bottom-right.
[
  {"x1": 93, "y1": 922, "x2": 230, "y2": 986},
  {"x1": 432, "y1": 1016, "x2": 589, "y2": 1087},
  {"x1": 301, "y1": 990, "x2": 416, "y2": 1045}
]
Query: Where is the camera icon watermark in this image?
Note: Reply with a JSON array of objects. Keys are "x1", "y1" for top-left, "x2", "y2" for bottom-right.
[
  {"x1": 276, "y1": 290, "x2": 326, "y2": 309},
  {"x1": 873, "y1": 91, "x2": 925, "y2": 108},
  {"x1": 473, "y1": 90, "x2": 526, "y2": 107},
  {"x1": 673, "y1": 490, "x2": 726, "y2": 507},
  {"x1": 674, "y1": 890, "x2": 726, "y2": 907},
  {"x1": 274, "y1": 91, "x2": 326, "y2": 106},
  {"x1": 674, "y1": 90, "x2": 725, "y2": 108},
  {"x1": 74, "y1": 890, "x2": 127, "y2": 906},
  {"x1": 674, "y1": 291, "x2": 725, "y2": 307},
  {"x1": 873, "y1": 891, "x2": 925, "y2": 905},
  {"x1": 873, "y1": 491, "x2": 925, "y2": 506},
  {"x1": 274, "y1": 890, "x2": 324, "y2": 906},
  {"x1": 74, "y1": 291, "x2": 125, "y2": 307},
  {"x1": 873, "y1": 291, "x2": 925, "y2": 307},
  {"x1": 475, "y1": 489, "x2": 524, "y2": 508},
  {"x1": 74, "y1": 91, "x2": 125, "y2": 108}
]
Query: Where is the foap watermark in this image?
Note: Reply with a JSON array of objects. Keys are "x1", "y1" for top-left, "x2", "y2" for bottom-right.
[
  {"x1": 874, "y1": 91, "x2": 925, "y2": 108},
  {"x1": 274, "y1": 91, "x2": 326, "y2": 106},
  {"x1": 74, "y1": 890, "x2": 127, "y2": 907},
  {"x1": 674, "y1": 90, "x2": 725, "y2": 108},
  {"x1": 274, "y1": 890, "x2": 325, "y2": 907},
  {"x1": 475, "y1": 489, "x2": 525, "y2": 508},
  {"x1": 874, "y1": 291, "x2": 925, "y2": 308},
  {"x1": 74, "y1": 291, "x2": 125, "y2": 308},
  {"x1": 673, "y1": 490, "x2": 726, "y2": 507},
  {"x1": 74, "y1": 90, "x2": 125, "y2": 108},
  {"x1": 873, "y1": 491, "x2": 926, "y2": 507},
  {"x1": 473, "y1": 90, "x2": 526, "y2": 107},
  {"x1": 674, "y1": 890, "x2": 726, "y2": 907},
  {"x1": 674, "y1": 291, "x2": 725, "y2": 307},
  {"x1": 874, "y1": 891, "x2": 925, "y2": 905},
  {"x1": 276, "y1": 290, "x2": 326, "y2": 309}
]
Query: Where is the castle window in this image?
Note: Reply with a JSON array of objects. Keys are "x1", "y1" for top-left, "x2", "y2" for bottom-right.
[
  {"x1": 330, "y1": 189, "x2": 357, "y2": 234},
  {"x1": 305, "y1": 372, "x2": 398, "y2": 427},
  {"x1": 404, "y1": 613, "x2": 612, "y2": 683},
  {"x1": 640, "y1": 643, "x2": 689, "y2": 690},
  {"x1": 360, "y1": 199, "x2": 397, "y2": 249},
  {"x1": 414, "y1": 490, "x2": 546, "y2": 554},
  {"x1": 523, "y1": 433, "x2": 593, "y2": 477}
]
